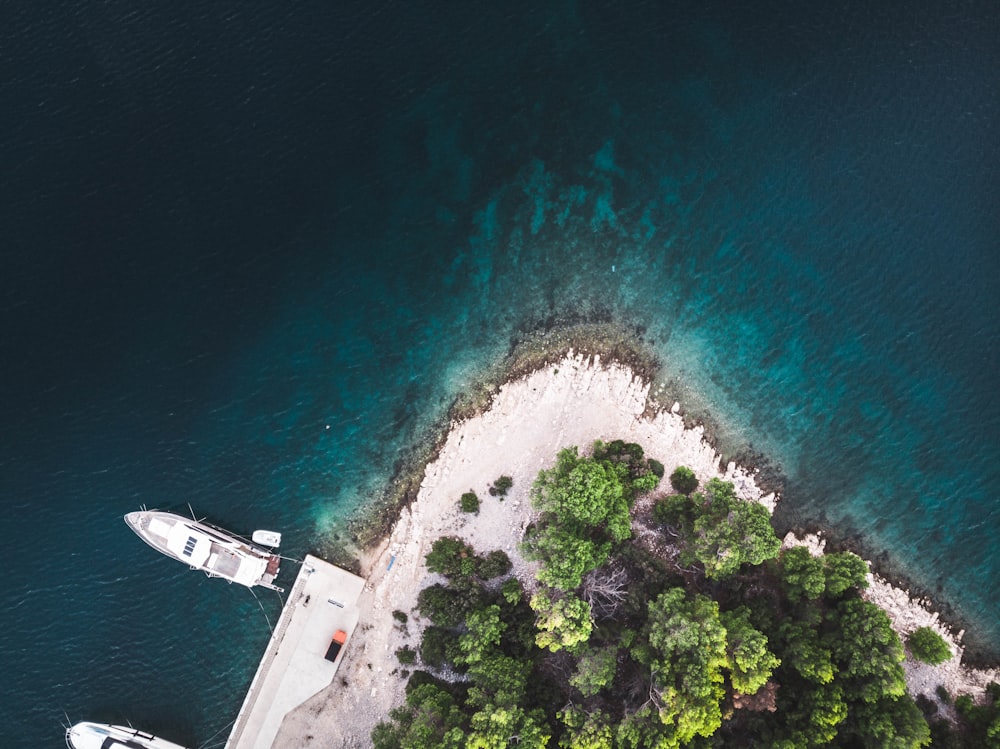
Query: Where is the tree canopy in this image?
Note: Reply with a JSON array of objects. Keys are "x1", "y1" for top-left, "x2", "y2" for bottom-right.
[
  {"x1": 374, "y1": 446, "x2": 945, "y2": 749},
  {"x1": 907, "y1": 626, "x2": 952, "y2": 666},
  {"x1": 654, "y1": 476, "x2": 781, "y2": 578}
]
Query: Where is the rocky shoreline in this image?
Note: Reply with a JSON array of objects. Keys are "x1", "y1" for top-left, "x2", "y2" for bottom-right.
[{"x1": 278, "y1": 350, "x2": 997, "y2": 746}]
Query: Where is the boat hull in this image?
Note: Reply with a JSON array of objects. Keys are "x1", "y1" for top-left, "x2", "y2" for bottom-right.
[
  {"x1": 66, "y1": 722, "x2": 190, "y2": 749},
  {"x1": 124, "y1": 510, "x2": 282, "y2": 591}
]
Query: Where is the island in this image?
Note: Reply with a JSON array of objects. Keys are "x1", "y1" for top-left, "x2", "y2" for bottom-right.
[{"x1": 273, "y1": 353, "x2": 999, "y2": 748}]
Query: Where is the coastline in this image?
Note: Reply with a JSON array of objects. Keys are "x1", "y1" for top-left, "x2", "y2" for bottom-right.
[{"x1": 276, "y1": 352, "x2": 997, "y2": 746}]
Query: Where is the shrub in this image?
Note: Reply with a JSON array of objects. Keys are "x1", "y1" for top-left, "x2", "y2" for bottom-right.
[
  {"x1": 669, "y1": 465, "x2": 699, "y2": 494},
  {"x1": 501, "y1": 577, "x2": 523, "y2": 606},
  {"x1": 396, "y1": 645, "x2": 418, "y2": 665},
  {"x1": 648, "y1": 458, "x2": 665, "y2": 479},
  {"x1": 632, "y1": 472, "x2": 660, "y2": 493},
  {"x1": 460, "y1": 491, "x2": 480, "y2": 514},
  {"x1": 477, "y1": 549, "x2": 512, "y2": 580},
  {"x1": 392, "y1": 609, "x2": 408, "y2": 624},
  {"x1": 489, "y1": 475, "x2": 514, "y2": 497},
  {"x1": 908, "y1": 626, "x2": 952, "y2": 665},
  {"x1": 935, "y1": 684, "x2": 951, "y2": 704},
  {"x1": 417, "y1": 583, "x2": 468, "y2": 627},
  {"x1": 420, "y1": 626, "x2": 452, "y2": 668},
  {"x1": 955, "y1": 694, "x2": 974, "y2": 716},
  {"x1": 426, "y1": 536, "x2": 477, "y2": 578}
]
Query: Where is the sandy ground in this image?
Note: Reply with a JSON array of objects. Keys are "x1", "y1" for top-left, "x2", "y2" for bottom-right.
[{"x1": 273, "y1": 354, "x2": 996, "y2": 747}]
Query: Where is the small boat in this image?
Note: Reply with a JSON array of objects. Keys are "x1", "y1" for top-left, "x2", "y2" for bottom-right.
[
  {"x1": 251, "y1": 529, "x2": 282, "y2": 547},
  {"x1": 66, "y1": 721, "x2": 190, "y2": 749},
  {"x1": 124, "y1": 509, "x2": 283, "y2": 591}
]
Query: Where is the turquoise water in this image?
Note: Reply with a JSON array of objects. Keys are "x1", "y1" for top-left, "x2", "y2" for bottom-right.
[{"x1": 1, "y1": 1, "x2": 997, "y2": 745}]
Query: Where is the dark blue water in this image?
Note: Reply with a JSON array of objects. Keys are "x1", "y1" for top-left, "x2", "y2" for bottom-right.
[{"x1": 2, "y1": 2, "x2": 998, "y2": 745}]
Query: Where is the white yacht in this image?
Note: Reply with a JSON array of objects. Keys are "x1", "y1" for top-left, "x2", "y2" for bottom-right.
[
  {"x1": 66, "y1": 722, "x2": 190, "y2": 749},
  {"x1": 124, "y1": 509, "x2": 283, "y2": 591}
]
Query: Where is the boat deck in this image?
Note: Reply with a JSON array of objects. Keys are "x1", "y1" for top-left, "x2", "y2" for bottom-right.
[{"x1": 224, "y1": 554, "x2": 365, "y2": 749}]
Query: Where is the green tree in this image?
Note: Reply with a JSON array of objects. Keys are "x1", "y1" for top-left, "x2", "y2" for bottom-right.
[
  {"x1": 524, "y1": 446, "x2": 637, "y2": 590},
  {"x1": 371, "y1": 682, "x2": 467, "y2": 749},
  {"x1": 531, "y1": 446, "x2": 631, "y2": 539},
  {"x1": 615, "y1": 704, "x2": 680, "y2": 749},
  {"x1": 569, "y1": 645, "x2": 618, "y2": 697},
  {"x1": 774, "y1": 682, "x2": 848, "y2": 747},
  {"x1": 425, "y1": 536, "x2": 478, "y2": 578},
  {"x1": 641, "y1": 588, "x2": 729, "y2": 744},
  {"x1": 689, "y1": 479, "x2": 781, "y2": 578},
  {"x1": 829, "y1": 598, "x2": 906, "y2": 703},
  {"x1": 823, "y1": 551, "x2": 869, "y2": 597},
  {"x1": 524, "y1": 523, "x2": 612, "y2": 591},
  {"x1": 907, "y1": 626, "x2": 951, "y2": 665},
  {"x1": 721, "y1": 607, "x2": 780, "y2": 695},
  {"x1": 558, "y1": 707, "x2": 614, "y2": 749},
  {"x1": 466, "y1": 704, "x2": 551, "y2": 748},
  {"x1": 530, "y1": 589, "x2": 592, "y2": 653},
  {"x1": 780, "y1": 546, "x2": 827, "y2": 601},
  {"x1": 476, "y1": 549, "x2": 512, "y2": 580},
  {"x1": 669, "y1": 465, "x2": 699, "y2": 494},
  {"x1": 780, "y1": 618, "x2": 836, "y2": 684},
  {"x1": 467, "y1": 653, "x2": 532, "y2": 709},
  {"x1": 420, "y1": 625, "x2": 458, "y2": 668},
  {"x1": 848, "y1": 696, "x2": 931, "y2": 748},
  {"x1": 458, "y1": 604, "x2": 505, "y2": 665}
]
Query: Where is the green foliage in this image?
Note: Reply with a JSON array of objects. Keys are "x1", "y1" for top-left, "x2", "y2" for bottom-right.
[
  {"x1": 647, "y1": 458, "x2": 665, "y2": 479},
  {"x1": 476, "y1": 549, "x2": 512, "y2": 580},
  {"x1": 461, "y1": 491, "x2": 480, "y2": 514},
  {"x1": 383, "y1": 445, "x2": 944, "y2": 749},
  {"x1": 780, "y1": 618, "x2": 836, "y2": 684},
  {"x1": 721, "y1": 607, "x2": 780, "y2": 695},
  {"x1": 641, "y1": 588, "x2": 728, "y2": 744},
  {"x1": 823, "y1": 550, "x2": 869, "y2": 597},
  {"x1": 907, "y1": 626, "x2": 951, "y2": 665},
  {"x1": 530, "y1": 589, "x2": 592, "y2": 653},
  {"x1": 632, "y1": 471, "x2": 660, "y2": 493},
  {"x1": 652, "y1": 493, "x2": 694, "y2": 526},
  {"x1": 524, "y1": 520, "x2": 612, "y2": 591},
  {"x1": 419, "y1": 625, "x2": 454, "y2": 668},
  {"x1": 558, "y1": 707, "x2": 614, "y2": 749},
  {"x1": 466, "y1": 704, "x2": 551, "y2": 748},
  {"x1": 829, "y1": 598, "x2": 906, "y2": 703},
  {"x1": 417, "y1": 582, "x2": 481, "y2": 627},
  {"x1": 657, "y1": 478, "x2": 780, "y2": 578},
  {"x1": 569, "y1": 645, "x2": 618, "y2": 697},
  {"x1": 372, "y1": 682, "x2": 467, "y2": 749},
  {"x1": 396, "y1": 645, "x2": 418, "y2": 665},
  {"x1": 591, "y1": 439, "x2": 662, "y2": 494},
  {"x1": 669, "y1": 465, "x2": 699, "y2": 494},
  {"x1": 458, "y1": 605, "x2": 505, "y2": 666},
  {"x1": 501, "y1": 576, "x2": 523, "y2": 606},
  {"x1": 392, "y1": 609, "x2": 408, "y2": 623},
  {"x1": 468, "y1": 653, "x2": 531, "y2": 708},
  {"x1": 780, "y1": 546, "x2": 827, "y2": 601},
  {"x1": 775, "y1": 682, "x2": 848, "y2": 747},
  {"x1": 489, "y1": 475, "x2": 514, "y2": 497},
  {"x1": 532, "y1": 446, "x2": 631, "y2": 535},
  {"x1": 425, "y1": 536, "x2": 478, "y2": 578},
  {"x1": 615, "y1": 703, "x2": 700, "y2": 749},
  {"x1": 523, "y1": 446, "x2": 635, "y2": 590},
  {"x1": 848, "y1": 696, "x2": 931, "y2": 748}
]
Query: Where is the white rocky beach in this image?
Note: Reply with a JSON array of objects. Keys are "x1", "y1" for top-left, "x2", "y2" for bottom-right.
[{"x1": 274, "y1": 353, "x2": 998, "y2": 747}]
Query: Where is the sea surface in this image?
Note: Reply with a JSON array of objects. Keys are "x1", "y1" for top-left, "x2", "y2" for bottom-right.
[{"x1": 2, "y1": 1, "x2": 997, "y2": 745}]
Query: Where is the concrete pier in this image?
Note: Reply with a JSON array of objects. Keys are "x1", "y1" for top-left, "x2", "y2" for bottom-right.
[{"x1": 225, "y1": 554, "x2": 365, "y2": 749}]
